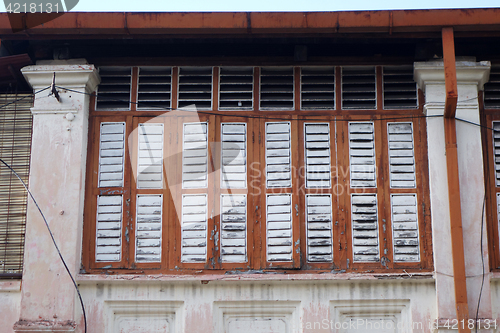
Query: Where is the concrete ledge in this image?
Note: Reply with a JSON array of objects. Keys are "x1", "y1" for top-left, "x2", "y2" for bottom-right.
[{"x1": 0, "y1": 280, "x2": 21, "y2": 291}]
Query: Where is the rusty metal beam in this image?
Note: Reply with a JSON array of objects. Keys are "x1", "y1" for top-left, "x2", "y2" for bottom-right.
[{"x1": 442, "y1": 27, "x2": 470, "y2": 333}]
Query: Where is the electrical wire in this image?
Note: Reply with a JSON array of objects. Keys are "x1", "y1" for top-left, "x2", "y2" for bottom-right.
[{"x1": 0, "y1": 158, "x2": 87, "y2": 333}]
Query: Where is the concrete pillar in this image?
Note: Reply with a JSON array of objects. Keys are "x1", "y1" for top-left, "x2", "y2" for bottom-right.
[
  {"x1": 14, "y1": 61, "x2": 99, "y2": 332},
  {"x1": 414, "y1": 60, "x2": 492, "y2": 330}
]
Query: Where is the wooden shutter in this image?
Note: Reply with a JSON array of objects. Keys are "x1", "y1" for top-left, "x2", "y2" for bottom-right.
[
  {"x1": 219, "y1": 67, "x2": 253, "y2": 110},
  {"x1": 260, "y1": 67, "x2": 294, "y2": 110},
  {"x1": 391, "y1": 194, "x2": 419, "y2": 262},
  {"x1": 181, "y1": 194, "x2": 208, "y2": 263},
  {"x1": 266, "y1": 194, "x2": 293, "y2": 262},
  {"x1": 388, "y1": 122, "x2": 416, "y2": 188},
  {"x1": 220, "y1": 194, "x2": 247, "y2": 263},
  {"x1": 304, "y1": 123, "x2": 331, "y2": 188},
  {"x1": 301, "y1": 67, "x2": 335, "y2": 109},
  {"x1": 221, "y1": 123, "x2": 247, "y2": 189},
  {"x1": 341, "y1": 66, "x2": 376, "y2": 109},
  {"x1": 348, "y1": 122, "x2": 376, "y2": 188},
  {"x1": 137, "y1": 123, "x2": 164, "y2": 189},
  {"x1": 178, "y1": 67, "x2": 213, "y2": 109},
  {"x1": 95, "y1": 195, "x2": 123, "y2": 262},
  {"x1": 382, "y1": 66, "x2": 418, "y2": 109},
  {"x1": 493, "y1": 122, "x2": 500, "y2": 186},
  {"x1": 306, "y1": 194, "x2": 333, "y2": 262},
  {"x1": 135, "y1": 195, "x2": 162, "y2": 262},
  {"x1": 183, "y1": 122, "x2": 208, "y2": 189},
  {"x1": 96, "y1": 67, "x2": 132, "y2": 110},
  {"x1": 351, "y1": 194, "x2": 379, "y2": 262},
  {"x1": 98, "y1": 122, "x2": 125, "y2": 188},
  {"x1": 265, "y1": 122, "x2": 292, "y2": 188},
  {"x1": 137, "y1": 67, "x2": 171, "y2": 110}
]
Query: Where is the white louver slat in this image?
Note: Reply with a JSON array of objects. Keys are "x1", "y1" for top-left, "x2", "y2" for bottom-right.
[
  {"x1": 181, "y1": 194, "x2": 208, "y2": 262},
  {"x1": 260, "y1": 67, "x2": 294, "y2": 110},
  {"x1": 484, "y1": 65, "x2": 500, "y2": 108},
  {"x1": 221, "y1": 123, "x2": 247, "y2": 189},
  {"x1": 135, "y1": 195, "x2": 162, "y2": 262},
  {"x1": 304, "y1": 123, "x2": 331, "y2": 188},
  {"x1": 178, "y1": 67, "x2": 212, "y2": 110},
  {"x1": 219, "y1": 67, "x2": 253, "y2": 110},
  {"x1": 306, "y1": 194, "x2": 333, "y2": 262},
  {"x1": 341, "y1": 66, "x2": 376, "y2": 109},
  {"x1": 382, "y1": 66, "x2": 418, "y2": 109},
  {"x1": 388, "y1": 123, "x2": 416, "y2": 188},
  {"x1": 137, "y1": 67, "x2": 171, "y2": 110},
  {"x1": 96, "y1": 195, "x2": 122, "y2": 262},
  {"x1": 183, "y1": 122, "x2": 208, "y2": 189},
  {"x1": 220, "y1": 194, "x2": 247, "y2": 263},
  {"x1": 96, "y1": 67, "x2": 132, "y2": 110},
  {"x1": 349, "y1": 122, "x2": 376, "y2": 188},
  {"x1": 266, "y1": 122, "x2": 292, "y2": 188},
  {"x1": 301, "y1": 67, "x2": 335, "y2": 109},
  {"x1": 266, "y1": 194, "x2": 293, "y2": 262},
  {"x1": 137, "y1": 123, "x2": 164, "y2": 189},
  {"x1": 391, "y1": 194, "x2": 420, "y2": 262},
  {"x1": 99, "y1": 122, "x2": 125, "y2": 188},
  {"x1": 493, "y1": 122, "x2": 500, "y2": 186},
  {"x1": 351, "y1": 194, "x2": 379, "y2": 262}
]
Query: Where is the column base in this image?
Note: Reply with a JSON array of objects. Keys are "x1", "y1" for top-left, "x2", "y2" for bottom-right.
[{"x1": 14, "y1": 320, "x2": 76, "y2": 333}]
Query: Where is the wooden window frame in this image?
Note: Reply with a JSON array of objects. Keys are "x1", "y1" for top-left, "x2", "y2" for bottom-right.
[{"x1": 82, "y1": 65, "x2": 433, "y2": 274}]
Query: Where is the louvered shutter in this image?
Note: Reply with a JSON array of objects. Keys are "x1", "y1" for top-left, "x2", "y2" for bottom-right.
[
  {"x1": 266, "y1": 122, "x2": 292, "y2": 188},
  {"x1": 95, "y1": 195, "x2": 123, "y2": 262},
  {"x1": 219, "y1": 67, "x2": 253, "y2": 110},
  {"x1": 181, "y1": 194, "x2": 208, "y2": 262},
  {"x1": 137, "y1": 67, "x2": 171, "y2": 110},
  {"x1": 484, "y1": 65, "x2": 500, "y2": 108},
  {"x1": 391, "y1": 194, "x2": 419, "y2": 262},
  {"x1": 301, "y1": 67, "x2": 335, "y2": 109},
  {"x1": 260, "y1": 67, "x2": 294, "y2": 110},
  {"x1": 96, "y1": 67, "x2": 132, "y2": 110},
  {"x1": 135, "y1": 195, "x2": 162, "y2": 262},
  {"x1": 304, "y1": 123, "x2": 331, "y2": 188},
  {"x1": 98, "y1": 122, "x2": 125, "y2": 188},
  {"x1": 351, "y1": 194, "x2": 379, "y2": 262},
  {"x1": 348, "y1": 122, "x2": 376, "y2": 188},
  {"x1": 220, "y1": 194, "x2": 247, "y2": 263},
  {"x1": 266, "y1": 194, "x2": 293, "y2": 262},
  {"x1": 137, "y1": 123, "x2": 164, "y2": 189},
  {"x1": 306, "y1": 194, "x2": 333, "y2": 262},
  {"x1": 341, "y1": 66, "x2": 376, "y2": 109},
  {"x1": 382, "y1": 66, "x2": 418, "y2": 109},
  {"x1": 388, "y1": 123, "x2": 416, "y2": 188},
  {"x1": 221, "y1": 123, "x2": 246, "y2": 189},
  {"x1": 183, "y1": 122, "x2": 208, "y2": 189},
  {"x1": 493, "y1": 122, "x2": 500, "y2": 186},
  {"x1": 178, "y1": 67, "x2": 212, "y2": 109}
]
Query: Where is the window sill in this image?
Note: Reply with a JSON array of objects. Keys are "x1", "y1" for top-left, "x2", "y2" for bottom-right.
[
  {"x1": 0, "y1": 280, "x2": 21, "y2": 291},
  {"x1": 77, "y1": 272, "x2": 435, "y2": 284}
]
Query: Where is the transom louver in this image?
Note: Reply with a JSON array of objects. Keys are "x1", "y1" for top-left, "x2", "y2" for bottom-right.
[
  {"x1": 351, "y1": 194, "x2": 379, "y2": 262},
  {"x1": 342, "y1": 66, "x2": 376, "y2": 109},
  {"x1": 96, "y1": 67, "x2": 132, "y2": 110},
  {"x1": 260, "y1": 67, "x2": 294, "y2": 110},
  {"x1": 135, "y1": 195, "x2": 162, "y2": 262},
  {"x1": 493, "y1": 122, "x2": 500, "y2": 186},
  {"x1": 306, "y1": 194, "x2": 333, "y2": 262},
  {"x1": 95, "y1": 195, "x2": 122, "y2": 262},
  {"x1": 304, "y1": 123, "x2": 331, "y2": 188},
  {"x1": 266, "y1": 194, "x2": 293, "y2": 262},
  {"x1": 181, "y1": 194, "x2": 208, "y2": 262},
  {"x1": 178, "y1": 67, "x2": 213, "y2": 110},
  {"x1": 183, "y1": 122, "x2": 208, "y2": 189},
  {"x1": 265, "y1": 122, "x2": 292, "y2": 188},
  {"x1": 391, "y1": 194, "x2": 420, "y2": 262},
  {"x1": 137, "y1": 123, "x2": 164, "y2": 189},
  {"x1": 98, "y1": 122, "x2": 125, "y2": 188},
  {"x1": 137, "y1": 67, "x2": 171, "y2": 110},
  {"x1": 221, "y1": 123, "x2": 247, "y2": 189},
  {"x1": 484, "y1": 65, "x2": 500, "y2": 108},
  {"x1": 219, "y1": 67, "x2": 253, "y2": 110},
  {"x1": 220, "y1": 194, "x2": 247, "y2": 263},
  {"x1": 382, "y1": 66, "x2": 418, "y2": 109},
  {"x1": 301, "y1": 67, "x2": 335, "y2": 109},
  {"x1": 388, "y1": 123, "x2": 416, "y2": 188},
  {"x1": 348, "y1": 122, "x2": 376, "y2": 187}
]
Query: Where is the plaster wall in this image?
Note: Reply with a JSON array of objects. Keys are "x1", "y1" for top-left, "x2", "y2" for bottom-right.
[{"x1": 0, "y1": 282, "x2": 21, "y2": 333}]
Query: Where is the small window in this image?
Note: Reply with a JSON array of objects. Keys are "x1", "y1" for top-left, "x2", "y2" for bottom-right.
[
  {"x1": 260, "y1": 67, "x2": 294, "y2": 110},
  {"x1": 484, "y1": 65, "x2": 500, "y2": 109},
  {"x1": 219, "y1": 67, "x2": 253, "y2": 110},
  {"x1": 341, "y1": 66, "x2": 376, "y2": 109},
  {"x1": 96, "y1": 67, "x2": 132, "y2": 110},
  {"x1": 383, "y1": 66, "x2": 418, "y2": 109},
  {"x1": 301, "y1": 67, "x2": 335, "y2": 110},
  {"x1": 137, "y1": 67, "x2": 172, "y2": 110},
  {"x1": 178, "y1": 67, "x2": 213, "y2": 110}
]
